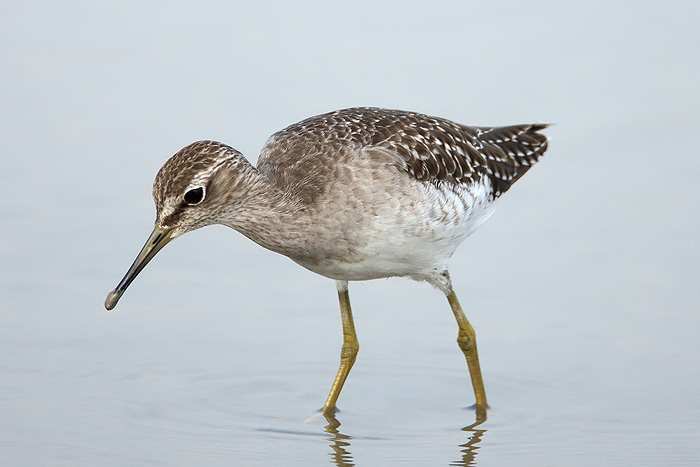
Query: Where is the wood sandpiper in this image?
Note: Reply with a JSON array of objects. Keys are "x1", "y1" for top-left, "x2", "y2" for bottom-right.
[{"x1": 105, "y1": 107, "x2": 549, "y2": 422}]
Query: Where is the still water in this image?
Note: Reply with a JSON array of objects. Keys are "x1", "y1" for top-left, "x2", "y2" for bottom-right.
[{"x1": 2, "y1": 2, "x2": 699, "y2": 465}]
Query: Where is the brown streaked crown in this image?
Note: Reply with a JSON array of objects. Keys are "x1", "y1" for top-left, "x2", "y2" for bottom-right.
[{"x1": 152, "y1": 140, "x2": 240, "y2": 209}]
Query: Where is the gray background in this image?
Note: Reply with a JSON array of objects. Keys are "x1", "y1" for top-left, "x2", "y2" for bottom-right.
[{"x1": 2, "y1": 1, "x2": 699, "y2": 465}]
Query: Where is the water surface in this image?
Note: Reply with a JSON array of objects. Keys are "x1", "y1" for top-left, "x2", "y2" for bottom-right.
[{"x1": 1, "y1": 1, "x2": 699, "y2": 465}]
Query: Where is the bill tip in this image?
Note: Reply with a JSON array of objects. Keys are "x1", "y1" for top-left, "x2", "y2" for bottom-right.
[{"x1": 104, "y1": 290, "x2": 119, "y2": 311}]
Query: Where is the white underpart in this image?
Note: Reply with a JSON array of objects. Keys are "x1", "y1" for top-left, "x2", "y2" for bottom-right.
[{"x1": 303, "y1": 176, "x2": 496, "y2": 291}]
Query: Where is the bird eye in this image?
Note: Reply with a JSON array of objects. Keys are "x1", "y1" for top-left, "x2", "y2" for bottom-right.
[{"x1": 183, "y1": 187, "x2": 204, "y2": 205}]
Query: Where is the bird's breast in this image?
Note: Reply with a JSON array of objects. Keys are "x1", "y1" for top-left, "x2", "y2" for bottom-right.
[{"x1": 286, "y1": 175, "x2": 496, "y2": 282}]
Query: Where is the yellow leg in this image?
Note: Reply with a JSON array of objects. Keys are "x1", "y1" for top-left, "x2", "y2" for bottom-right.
[
  {"x1": 322, "y1": 286, "x2": 359, "y2": 415},
  {"x1": 447, "y1": 290, "x2": 488, "y2": 420}
]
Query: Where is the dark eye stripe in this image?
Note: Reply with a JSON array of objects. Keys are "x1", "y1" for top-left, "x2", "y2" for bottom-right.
[{"x1": 184, "y1": 187, "x2": 204, "y2": 204}]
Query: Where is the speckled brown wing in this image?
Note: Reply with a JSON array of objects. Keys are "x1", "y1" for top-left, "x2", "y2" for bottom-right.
[
  {"x1": 368, "y1": 110, "x2": 549, "y2": 198},
  {"x1": 257, "y1": 108, "x2": 549, "y2": 202}
]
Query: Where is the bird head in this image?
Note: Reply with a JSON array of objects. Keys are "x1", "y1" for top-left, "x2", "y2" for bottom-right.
[{"x1": 104, "y1": 140, "x2": 245, "y2": 310}]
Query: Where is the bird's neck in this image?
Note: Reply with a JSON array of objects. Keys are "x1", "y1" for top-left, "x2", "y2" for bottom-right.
[{"x1": 218, "y1": 161, "x2": 312, "y2": 258}]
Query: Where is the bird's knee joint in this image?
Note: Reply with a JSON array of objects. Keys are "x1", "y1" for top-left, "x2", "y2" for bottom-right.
[
  {"x1": 457, "y1": 334, "x2": 475, "y2": 352},
  {"x1": 341, "y1": 341, "x2": 359, "y2": 360}
]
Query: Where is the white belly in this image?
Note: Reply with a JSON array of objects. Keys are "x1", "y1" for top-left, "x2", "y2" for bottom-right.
[{"x1": 296, "y1": 176, "x2": 496, "y2": 282}]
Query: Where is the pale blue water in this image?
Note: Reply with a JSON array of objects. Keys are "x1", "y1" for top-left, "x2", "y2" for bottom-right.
[{"x1": 1, "y1": 1, "x2": 699, "y2": 465}]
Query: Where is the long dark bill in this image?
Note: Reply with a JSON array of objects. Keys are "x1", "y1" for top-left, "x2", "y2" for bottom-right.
[{"x1": 104, "y1": 226, "x2": 175, "y2": 310}]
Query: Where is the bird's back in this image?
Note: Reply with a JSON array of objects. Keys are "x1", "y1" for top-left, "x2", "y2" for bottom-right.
[{"x1": 257, "y1": 107, "x2": 548, "y2": 205}]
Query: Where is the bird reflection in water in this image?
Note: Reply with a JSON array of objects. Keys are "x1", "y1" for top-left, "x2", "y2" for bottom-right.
[
  {"x1": 451, "y1": 419, "x2": 487, "y2": 466},
  {"x1": 323, "y1": 413, "x2": 354, "y2": 467},
  {"x1": 322, "y1": 412, "x2": 487, "y2": 467}
]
